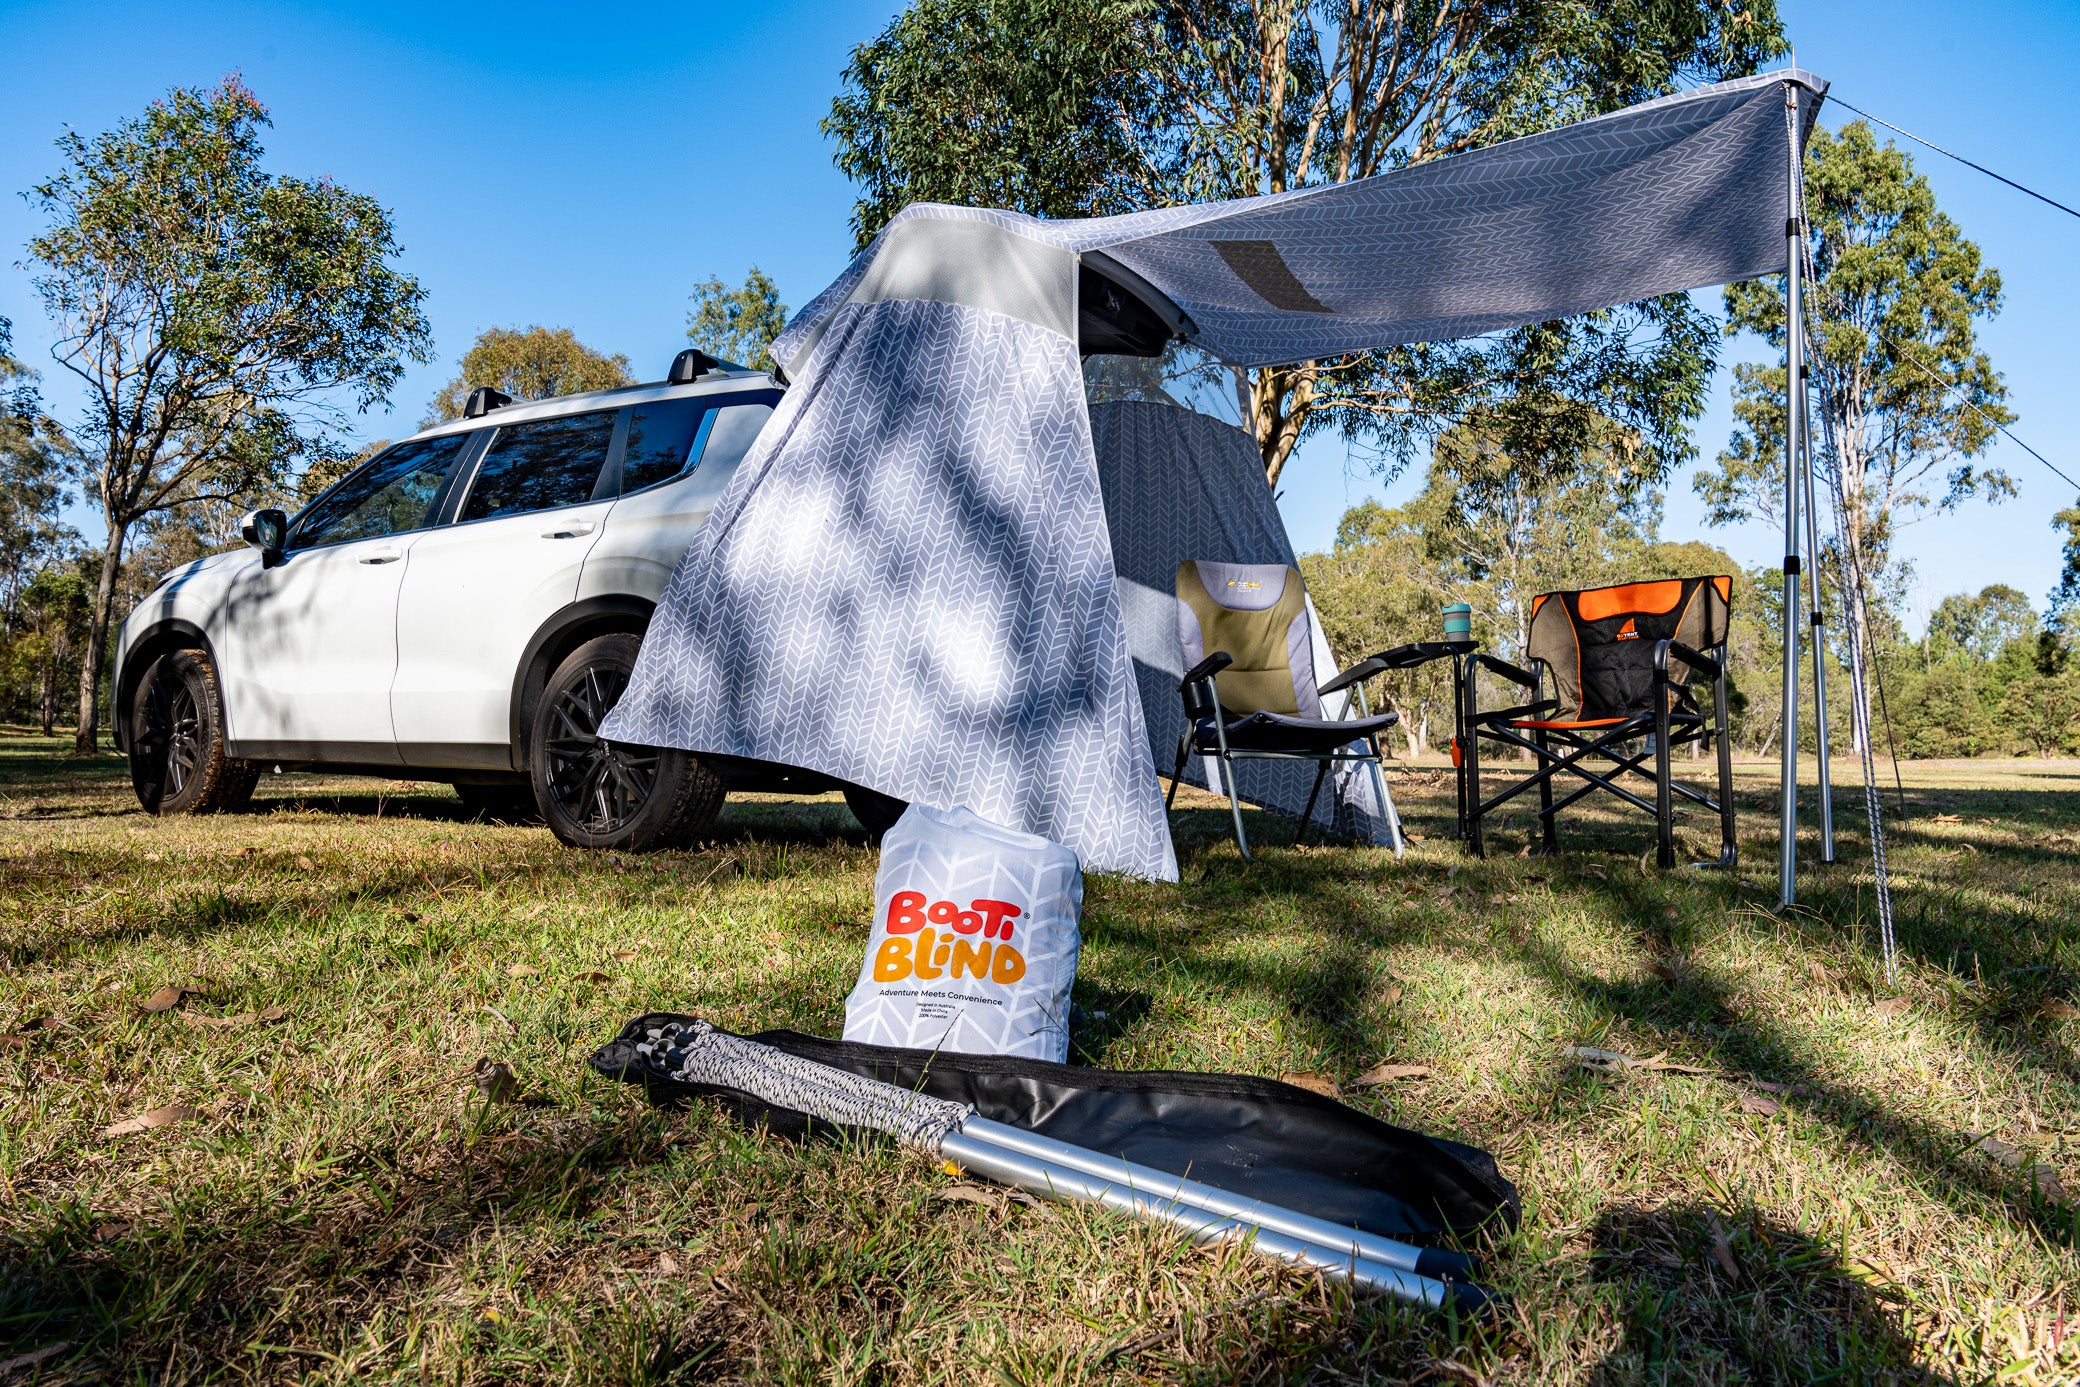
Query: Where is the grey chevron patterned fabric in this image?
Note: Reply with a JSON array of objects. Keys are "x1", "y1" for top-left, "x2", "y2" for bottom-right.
[
  {"x1": 1090, "y1": 402, "x2": 1395, "y2": 843},
  {"x1": 772, "y1": 70, "x2": 1824, "y2": 373},
  {"x1": 601, "y1": 297, "x2": 1180, "y2": 880}
]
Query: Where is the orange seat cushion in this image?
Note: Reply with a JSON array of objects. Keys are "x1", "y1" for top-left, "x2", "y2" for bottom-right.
[{"x1": 1509, "y1": 717, "x2": 1633, "y2": 730}]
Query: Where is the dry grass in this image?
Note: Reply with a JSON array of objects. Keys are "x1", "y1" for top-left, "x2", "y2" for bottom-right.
[{"x1": 1, "y1": 731, "x2": 2075, "y2": 1384}]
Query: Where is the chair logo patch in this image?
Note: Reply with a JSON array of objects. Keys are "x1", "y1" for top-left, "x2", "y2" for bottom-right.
[
  {"x1": 1616, "y1": 618, "x2": 1639, "y2": 640},
  {"x1": 1225, "y1": 579, "x2": 1263, "y2": 590}
]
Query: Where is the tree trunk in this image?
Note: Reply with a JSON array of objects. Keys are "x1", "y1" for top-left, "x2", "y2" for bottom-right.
[
  {"x1": 40, "y1": 665, "x2": 55, "y2": 735},
  {"x1": 75, "y1": 531, "x2": 126, "y2": 755},
  {"x1": 1252, "y1": 363, "x2": 1317, "y2": 488}
]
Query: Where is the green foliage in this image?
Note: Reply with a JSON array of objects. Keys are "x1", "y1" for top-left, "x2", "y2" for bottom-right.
[
  {"x1": 0, "y1": 320, "x2": 77, "y2": 627},
  {"x1": 824, "y1": 0, "x2": 1156, "y2": 249},
  {"x1": 824, "y1": 0, "x2": 1781, "y2": 486},
  {"x1": 426, "y1": 326, "x2": 631, "y2": 425},
  {"x1": 685, "y1": 268, "x2": 790, "y2": 372},
  {"x1": 1701, "y1": 122, "x2": 2012, "y2": 594},
  {"x1": 24, "y1": 76, "x2": 431, "y2": 749},
  {"x1": 1926, "y1": 584, "x2": 2035, "y2": 663},
  {"x1": 2049, "y1": 500, "x2": 2080, "y2": 636}
]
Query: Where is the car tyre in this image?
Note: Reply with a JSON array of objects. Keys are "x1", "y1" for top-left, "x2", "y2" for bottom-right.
[
  {"x1": 529, "y1": 633, "x2": 724, "y2": 851},
  {"x1": 128, "y1": 649, "x2": 259, "y2": 816},
  {"x1": 843, "y1": 783, "x2": 909, "y2": 841}
]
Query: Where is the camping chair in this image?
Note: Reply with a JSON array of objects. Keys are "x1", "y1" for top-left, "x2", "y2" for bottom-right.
[
  {"x1": 1164, "y1": 560, "x2": 1413, "y2": 860},
  {"x1": 1457, "y1": 576, "x2": 1737, "y2": 868}
]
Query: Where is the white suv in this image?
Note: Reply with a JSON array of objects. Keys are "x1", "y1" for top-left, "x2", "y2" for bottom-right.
[{"x1": 113, "y1": 351, "x2": 904, "y2": 850}]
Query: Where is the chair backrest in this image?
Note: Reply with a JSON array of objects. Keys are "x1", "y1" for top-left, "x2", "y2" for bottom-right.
[
  {"x1": 1175, "y1": 561, "x2": 1322, "y2": 717},
  {"x1": 1526, "y1": 576, "x2": 1732, "y2": 721}
]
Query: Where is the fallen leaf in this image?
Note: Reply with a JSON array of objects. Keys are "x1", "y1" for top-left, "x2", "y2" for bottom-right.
[
  {"x1": 1489, "y1": 893, "x2": 1509, "y2": 905},
  {"x1": 474, "y1": 1058, "x2": 518, "y2": 1103},
  {"x1": 569, "y1": 970, "x2": 612, "y2": 984},
  {"x1": 296, "y1": 856, "x2": 315, "y2": 871},
  {"x1": 1379, "y1": 986, "x2": 1404, "y2": 1006},
  {"x1": 657, "y1": 1251, "x2": 679, "y2": 1274},
  {"x1": 1648, "y1": 961, "x2": 1680, "y2": 983},
  {"x1": 1708, "y1": 1216, "x2": 1739, "y2": 1282},
  {"x1": 939, "y1": 1159, "x2": 962, "y2": 1178},
  {"x1": 1872, "y1": 996, "x2": 1912, "y2": 1017},
  {"x1": 1404, "y1": 831, "x2": 1426, "y2": 844},
  {"x1": 1355, "y1": 1063, "x2": 1433, "y2": 1085},
  {"x1": 481, "y1": 1005, "x2": 517, "y2": 1033},
  {"x1": 0, "y1": 1343, "x2": 73, "y2": 1376},
  {"x1": 1738, "y1": 1093, "x2": 1782, "y2": 1117},
  {"x1": 1435, "y1": 887, "x2": 1456, "y2": 901},
  {"x1": 937, "y1": 1182, "x2": 1008, "y2": 1211},
  {"x1": 104, "y1": 1104, "x2": 203, "y2": 1137},
  {"x1": 144, "y1": 851, "x2": 162, "y2": 862},
  {"x1": 2041, "y1": 1000, "x2": 2079, "y2": 1021},
  {"x1": 1751, "y1": 1080, "x2": 1795, "y2": 1095},
  {"x1": 1637, "y1": 1054, "x2": 1716, "y2": 1075},
  {"x1": 139, "y1": 985, "x2": 202, "y2": 1013},
  {"x1": 1565, "y1": 1045, "x2": 1636, "y2": 1072},
  {"x1": 257, "y1": 1004, "x2": 290, "y2": 1023},
  {"x1": 401, "y1": 911, "x2": 421, "y2": 924},
  {"x1": 611, "y1": 949, "x2": 639, "y2": 962},
  {"x1": 1662, "y1": 907, "x2": 1680, "y2": 920},
  {"x1": 1971, "y1": 1136, "x2": 2023, "y2": 1174},
  {"x1": 506, "y1": 963, "x2": 539, "y2": 978},
  {"x1": 1928, "y1": 813, "x2": 1961, "y2": 824},
  {"x1": 1280, "y1": 1071, "x2": 1341, "y2": 1098},
  {"x1": 93, "y1": 1222, "x2": 131, "y2": 1243},
  {"x1": 0, "y1": 1034, "x2": 24, "y2": 1050}
]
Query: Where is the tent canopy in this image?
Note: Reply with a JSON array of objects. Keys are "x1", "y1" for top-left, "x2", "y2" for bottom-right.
[
  {"x1": 601, "y1": 71, "x2": 1827, "y2": 880},
  {"x1": 778, "y1": 69, "x2": 1828, "y2": 374}
]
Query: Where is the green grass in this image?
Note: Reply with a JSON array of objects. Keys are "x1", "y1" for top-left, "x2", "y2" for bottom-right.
[{"x1": 1, "y1": 731, "x2": 2075, "y2": 1384}]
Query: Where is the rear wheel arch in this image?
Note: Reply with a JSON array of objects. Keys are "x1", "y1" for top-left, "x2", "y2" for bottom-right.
[{"x1": 509, "y1": 597, "x2": 655, "y2": 768}]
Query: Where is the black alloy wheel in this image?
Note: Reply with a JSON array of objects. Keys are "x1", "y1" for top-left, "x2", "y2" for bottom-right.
[
  {"x1": 529, "y1": 633, "x2": 723, "y2": 851},
  {"x1": 128, "y1": 649, "x2": 258, "y2": 815}
]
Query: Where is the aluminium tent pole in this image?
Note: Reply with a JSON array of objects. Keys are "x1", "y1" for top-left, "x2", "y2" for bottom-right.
[
  {"x1": 1779, "y1": 81, "x2": 1807, "y2": 909},
  {"x1": 1802, "y1": 373, "x2": 1836, "y2": 862}
]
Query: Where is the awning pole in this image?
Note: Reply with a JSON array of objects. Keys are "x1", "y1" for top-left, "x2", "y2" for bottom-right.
[
  {"x1": 1802, "y1": 373, "x2": 1836, "y2": 863},
  {"x1": 1779, "y1": 81, "x2": 1805, "y2": 909}
]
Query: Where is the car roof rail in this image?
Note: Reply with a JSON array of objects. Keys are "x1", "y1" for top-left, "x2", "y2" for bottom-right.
[
  {"x1": 668, "y1": 348, "x2": 748, "y2": 384},
  {"x1": 463, "y1": 386, "x2": 514, "y2": 419}
]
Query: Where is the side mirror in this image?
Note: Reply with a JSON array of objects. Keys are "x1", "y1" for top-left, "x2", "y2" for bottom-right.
[{"x1": 241, "y1": 508, "x2": 289, "y2": 566}]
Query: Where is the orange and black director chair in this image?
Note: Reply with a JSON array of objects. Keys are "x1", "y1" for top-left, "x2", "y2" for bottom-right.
[{"x1": 1456, "y1": 576, "x2": 1737, "y2": 868}]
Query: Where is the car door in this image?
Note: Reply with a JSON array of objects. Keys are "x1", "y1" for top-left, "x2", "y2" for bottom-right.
[
  {"x1": 577, "y1": 391, "x2": 779, "y2": 603},
  {"x1": 390, "y1": 406, "x2": 620, "y2": 766},
  {"x1": 216, "y1": 432, "x2": 474, "y2": 761}
]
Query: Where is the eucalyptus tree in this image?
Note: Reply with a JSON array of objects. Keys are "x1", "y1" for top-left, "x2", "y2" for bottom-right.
[
  {"x1": 825, "y1": 0, "x2": 1783, "y2": 486},
  {"x1": 425, "y1": 325, "x2": 631, "y2": 425},
  {"x1": 26, "y1": 77, "x2": 431, "y2": 751},
  {"x1": 687, "y1": 268, "x2": 790, "y2": 373},
  {"x1": 1696, "y1": 121, "x2": 2014, "y2": 671}
]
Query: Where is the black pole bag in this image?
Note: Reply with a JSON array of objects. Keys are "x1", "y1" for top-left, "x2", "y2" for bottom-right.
[{"x1": 591, "y1": 1015, "x2": 1518, "y2": 1248}]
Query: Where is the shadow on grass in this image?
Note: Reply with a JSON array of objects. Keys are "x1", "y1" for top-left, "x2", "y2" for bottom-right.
[
  {"x1": 1154, "y1": 787, "x2": 2080, "y2": 1244},
  {"x1": 0, "y1": 1098, "x2": 686, "y2": 1380},
  {"x1": 1586, "y1": 1201, "x2": 1947, "y2": 1384}
]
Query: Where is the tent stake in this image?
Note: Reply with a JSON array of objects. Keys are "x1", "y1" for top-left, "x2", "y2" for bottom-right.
[{"x1": 1779, "y1": 81, "x2": 1807, "y2": 909}]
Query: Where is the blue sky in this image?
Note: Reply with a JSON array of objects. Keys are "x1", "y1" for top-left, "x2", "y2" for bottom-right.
[{"x1": 1, "y1": 0, "x2": 2073, "y2": 633}]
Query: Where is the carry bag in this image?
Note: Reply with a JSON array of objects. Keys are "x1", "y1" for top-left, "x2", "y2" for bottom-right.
[
  {"x1": 843, "y1": 803, "x2": 1083, "y2": 1062},
  {"x1": 592, "y1": 1018, "x2": 1520, "y2": 1246}
]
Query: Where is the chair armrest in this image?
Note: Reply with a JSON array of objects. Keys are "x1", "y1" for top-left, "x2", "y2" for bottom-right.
[
  {"x1": 1179, "y1": 651, "x2": 1233, "y2": 690},
  {"x1": 1471, "y1": 699, "x2": 1558, "y2": 725},
  {"x1": 1474, "y1": 652, "x2": 1539, "y2": 689},
  {"x1": 1655, "y1": 639, "x2": 1722, "y2": 681},
  {"x1": 1371, "y1": 639, "x2": 1477, "y2": 670},
  {"x1": 1317, "y1": 653, "x2": 1390, "y2": 696}
]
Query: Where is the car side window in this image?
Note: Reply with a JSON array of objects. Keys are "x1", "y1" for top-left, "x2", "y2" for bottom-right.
[
  {"x1": 620, "y1": 393, "x2": 778, "y2": 495},
  {"x1": 291, "y1": 434, "x2": 471, "y2": 549},
  {"x1": 460, "y1": 409, "x2": 618, "y2": 523}
]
